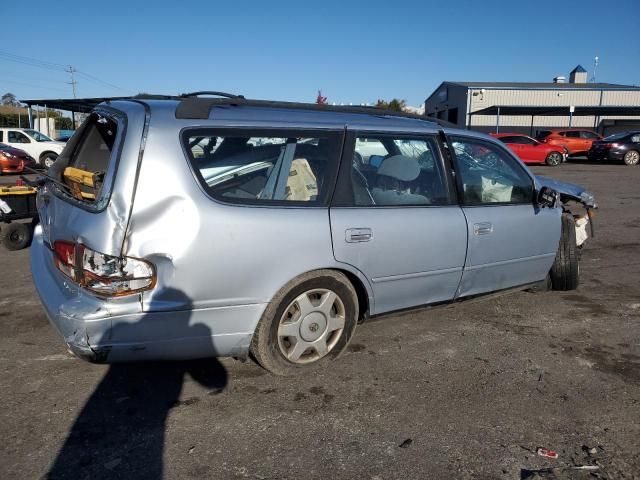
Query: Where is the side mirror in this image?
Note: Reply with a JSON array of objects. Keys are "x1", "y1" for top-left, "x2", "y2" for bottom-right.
[{"x1": 537, "y1": 186, "x2": 559, "y2": 208}]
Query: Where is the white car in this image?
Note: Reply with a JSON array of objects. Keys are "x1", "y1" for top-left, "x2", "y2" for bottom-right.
[{"x1": 0, "y1": 128, "x2": 65, "y2": 168}]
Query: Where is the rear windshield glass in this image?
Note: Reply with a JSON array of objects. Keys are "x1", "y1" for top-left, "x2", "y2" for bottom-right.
[
  {"x1": 182, "y1": 129, "x2": 342, "y2": 206},
  {"x1": 62, "y1": 113, "x2": 118, "y2": 203}
]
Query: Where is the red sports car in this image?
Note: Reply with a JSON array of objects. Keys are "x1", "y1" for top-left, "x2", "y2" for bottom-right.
[
  {"x1": 0, "y1": 143, "x2": 37, "y2": 175},
  {"x1": 491, "y1": 133, "x2": 566, "y2": 166}
]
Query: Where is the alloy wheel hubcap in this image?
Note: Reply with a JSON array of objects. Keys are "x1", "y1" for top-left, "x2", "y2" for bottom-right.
[
  {"x1": 277, "y1": 288, "x2": 346, "y2": 364},
  {"x1": 549, "y1": 153, "x2": 561, "y2": 165},
  {"x1": 626, "y1": 151, "x2": 639, "y2": 165}
]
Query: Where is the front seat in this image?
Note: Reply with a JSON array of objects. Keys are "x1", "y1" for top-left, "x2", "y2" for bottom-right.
[{"x1": 370, "y1": 155, "x2": 429, "y2": 205}]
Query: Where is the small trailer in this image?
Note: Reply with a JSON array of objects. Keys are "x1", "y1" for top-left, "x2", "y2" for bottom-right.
[{"x1": 0, "y1": 185, "x2": 39, "y2": 250}]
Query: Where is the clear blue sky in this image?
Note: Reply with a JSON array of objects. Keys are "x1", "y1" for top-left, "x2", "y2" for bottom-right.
[{"x1": 2, "y1": 0, "x2": 638, "y2": 106}]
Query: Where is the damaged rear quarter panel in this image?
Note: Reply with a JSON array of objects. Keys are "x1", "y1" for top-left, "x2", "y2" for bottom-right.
[{"x1": 42, "y1": 101, "x2": 148, "y2": 256}]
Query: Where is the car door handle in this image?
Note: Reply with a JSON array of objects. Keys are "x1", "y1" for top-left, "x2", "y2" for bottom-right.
[
  {"x1": 346, "y1": 228, "x2": 372, "y2": 243},
  {"x1": 473, "y1": 222, "x2": 493, "y2": 235}
]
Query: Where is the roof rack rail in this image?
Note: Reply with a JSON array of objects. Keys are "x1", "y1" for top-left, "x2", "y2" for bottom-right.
[
  {"x1": 174, "y1": 97, "x2": 455, "y2": 127},
  {"x1": 179, "y1": 91, "x2": 245, "y2": 99}
]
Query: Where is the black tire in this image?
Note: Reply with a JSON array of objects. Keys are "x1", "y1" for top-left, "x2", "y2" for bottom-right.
[
  {"x1": 2, "y1": 222, "x2": 32, "y2": 251},
  {"x1": 550, "y1": 214, "x2": 579, "y2": 291},
  {"x1": 545, "y1": 151, "x2": 563, "y2": 166},
  {"x1": 623, "y1": 150, "x2": 639, "y2": 166},
  {"x1": 250, "y1": 270, "x2": 358, "y2": 375},
  {"x1": 41, "y1": 153, "x2": 58, "y2": 169}
]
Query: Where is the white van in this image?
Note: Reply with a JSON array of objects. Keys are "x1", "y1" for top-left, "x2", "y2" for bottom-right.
[{"x1": 0, "y1": 128, "x2": 65, "y2": 168}]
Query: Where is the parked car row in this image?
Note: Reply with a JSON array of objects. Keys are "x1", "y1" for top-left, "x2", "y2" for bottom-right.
[
  {"x1": 0, "y1": 128, "x2": 65, "y2": 170},
  {"x1": 491, "y1": 129, "x2": 639, "y2": 167}
]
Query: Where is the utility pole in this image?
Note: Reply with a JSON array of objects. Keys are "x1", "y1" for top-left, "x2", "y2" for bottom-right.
[
  {"x1": 67, "y1": 65, "x2": 77, "y2": 98},
  {"x1": 67, "y1": 65, "x2": 77, "y2": 129},
  {"x1": 590, "y1": 56, "x2": 599, "y2": 83}
]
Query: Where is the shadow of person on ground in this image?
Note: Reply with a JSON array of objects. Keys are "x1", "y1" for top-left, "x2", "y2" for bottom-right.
[{"x1": 46, "y1": 288, "x2": 228, "y2": 479}]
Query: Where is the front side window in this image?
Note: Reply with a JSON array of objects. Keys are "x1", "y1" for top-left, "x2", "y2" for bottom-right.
[
  {"x1": 8, "y1": 131, "x2": 30, "y2": 143},
  {"x1": 536, "y1": 131, "x2": 551, "y2": 140},
  {"x1": 24, "y1": 129, "x2": 53, "y2": 142},
  {"x1": 518, "y1": 136, "x2": 537, "y2": 145},
  {"x1": 565, "y1": 131, "x2": 580, "y2": 138},
  {"x1": 450, "y1": 136, "x2": 533, "y2": 205},
  {"x1": 348, "y1": 135, "x2": 449, "y2": 206},
  {"x1": 183, "y1": 130, "x2": 342, "y2": 205}
]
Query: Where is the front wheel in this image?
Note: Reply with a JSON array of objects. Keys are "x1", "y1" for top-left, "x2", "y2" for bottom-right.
[
  {"x1": 41, "y1": 153, "x2": 58, "y2": 169},
  {"x1": 623, "y1": 150, "x2": 639, "y2": 166},
  {"x1": 545, "y1": 151, "x2": 563, "y2": 166},
  {"x1": 550, "y1": 214, "x2": 579, "y2": 290},
  {"x1": 250, "y1": 270, "x2": 358, "y2": 375}
]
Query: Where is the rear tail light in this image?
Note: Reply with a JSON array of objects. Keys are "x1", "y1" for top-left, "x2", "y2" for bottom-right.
[
  {"x1": 52, "y1": 241, "x2": 155, "y2": 297},
  {"x1": 53, "y1": 241, "x2": 76, "y2": 280}
]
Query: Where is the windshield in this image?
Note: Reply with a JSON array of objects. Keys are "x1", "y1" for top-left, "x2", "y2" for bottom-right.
[
  {"x1": 24, "y1": 129, "x2": 53, "y2": 142},
  {"x1": 603, "y1": 132, "x2": 629, "y2": 142}
]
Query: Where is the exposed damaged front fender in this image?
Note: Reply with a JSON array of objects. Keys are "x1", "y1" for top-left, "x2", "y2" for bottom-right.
[
  {"x1": 536, "y1": 175, "x2": 597, "y2": 209},
  {"x1": 536, "y1": 175, "x2": 598, "y2": 244}
]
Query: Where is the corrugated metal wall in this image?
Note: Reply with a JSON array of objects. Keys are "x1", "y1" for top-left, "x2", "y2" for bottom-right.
[{"x1": 425, "y1": 84, "x2": 640, "y2": 134}]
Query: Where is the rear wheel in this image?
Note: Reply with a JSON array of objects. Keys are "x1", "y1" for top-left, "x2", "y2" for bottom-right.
[
  {"x1": 250, "y1": 270, "x2": 358, "y2": 375},
  {"x1": 545, "y1": 151, "x2": 562, "y2": 166},
  {"x1": 623, "y1": 150, "x2": 639, "y2": 166},
  {"x1": 550, "y1": 214, "x2": 579, "y2": 291},
  {"x1": 2, "y1": 222, "x2": 32, "y2": 251}
]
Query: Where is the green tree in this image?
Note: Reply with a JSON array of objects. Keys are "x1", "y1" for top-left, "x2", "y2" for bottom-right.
[
  {"x1": 55, "y1": 116, "x2": 74, "y2": 130},
  {"x1": 1, "y1": 92, "x2": 20, "y2": 107},
  {"x1": 375, "y1": 98, "x2": 407, "y2": 112}
]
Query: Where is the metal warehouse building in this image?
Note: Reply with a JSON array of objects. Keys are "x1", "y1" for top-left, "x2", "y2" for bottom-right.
[{"x1": 424, "y1": 65, "x2": 640, "y2": 136}]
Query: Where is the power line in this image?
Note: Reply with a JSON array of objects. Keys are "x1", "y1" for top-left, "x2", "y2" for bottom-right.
[
  {"x1": 75, "y1": 70, "x2": 130, "y2": 93},
  {"x1": 0, "y1": 50, "x2": 67, "y2": 72},
  {"x1": 1, "y1": 79, "x2": 69, "y2": 93},
  {"x1": 0, "y1": 50, "x2": 131, "y2": 94}
]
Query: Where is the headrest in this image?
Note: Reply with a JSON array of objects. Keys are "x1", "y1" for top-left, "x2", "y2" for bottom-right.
[{"x1": 377, "y1": 155, "x2": 420, "y2": 182}]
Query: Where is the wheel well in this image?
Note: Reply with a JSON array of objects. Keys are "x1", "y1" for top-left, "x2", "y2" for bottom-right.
[{"x1": 335, "y1": 269, "x2": 370, "y2": 322}]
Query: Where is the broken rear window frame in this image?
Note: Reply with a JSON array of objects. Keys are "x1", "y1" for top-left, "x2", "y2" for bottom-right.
[{"x1": 49, "y1": 108, "x2": 128, "y2": 213}]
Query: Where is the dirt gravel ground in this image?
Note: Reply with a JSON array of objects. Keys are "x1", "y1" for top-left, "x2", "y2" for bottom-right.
[{"x1": 0, "y1": 163, "x2": 639, "y2": 479}]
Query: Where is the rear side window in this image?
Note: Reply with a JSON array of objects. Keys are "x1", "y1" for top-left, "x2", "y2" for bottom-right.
[
  {"x1": 580, "y1": 131, "x2": 599, "y2": 139},
  {"x1": 183, "y1": 129, "x2": 342, "y2": 206},
  {"x1": 340, "y1": 134, "x2": 450, "y2": 207}
]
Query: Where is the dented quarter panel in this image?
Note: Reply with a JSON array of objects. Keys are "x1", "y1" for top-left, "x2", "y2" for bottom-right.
[{"x1": 125, "y1": 102, "x2": 364, "y2": 327}]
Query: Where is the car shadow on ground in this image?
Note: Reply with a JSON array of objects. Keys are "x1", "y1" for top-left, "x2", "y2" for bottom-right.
[{"x1": 46, "y1": 289, "x2": 228, "y2": 479}]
